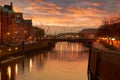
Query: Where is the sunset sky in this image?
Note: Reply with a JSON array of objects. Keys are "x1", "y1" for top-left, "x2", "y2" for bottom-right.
[{"x1": 0, "y1": 0, "x2": 120, "y2": 34}]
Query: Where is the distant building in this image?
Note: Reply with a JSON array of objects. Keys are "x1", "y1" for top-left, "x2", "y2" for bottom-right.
[
  {"x1": 79, "y1": 28, "x2": 98, "y2": 39},
  {"x1": 56, "y1": 33, "x2": 79, "y2": 39}
]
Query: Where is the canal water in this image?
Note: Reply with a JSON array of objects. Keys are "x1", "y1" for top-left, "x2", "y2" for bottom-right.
[{"x1": 0, "y1": 42, "x2": 89, "y2": 80}]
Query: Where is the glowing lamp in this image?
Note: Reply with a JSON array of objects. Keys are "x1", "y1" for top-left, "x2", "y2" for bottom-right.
[
  {"x1": 15, "y1": 47, "x2": 18, "y2": 50},
  {"x1": 8, "y1": 48, "x2": 12, "y2": 51},
  {"x1": 6, "y1": 32, "x2": 10, "y2": 35},
  {"x1": 112, "y1": 38, "x2": 115, "y2": 41}
]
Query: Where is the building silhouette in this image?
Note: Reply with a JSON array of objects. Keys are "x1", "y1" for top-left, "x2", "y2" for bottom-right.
[{"x1": 0, "y1": 2, "x2": 34, "y2": 44}]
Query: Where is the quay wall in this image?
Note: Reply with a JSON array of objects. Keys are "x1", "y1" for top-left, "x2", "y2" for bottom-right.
[
  {"x1": 0, "y1": 40, "x2": 55, "y2": 60},
  {"x1": 88, "y1": 47, "x2": 120, "y2": 80}
]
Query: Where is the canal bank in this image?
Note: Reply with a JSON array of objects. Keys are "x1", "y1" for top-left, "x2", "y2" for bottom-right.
[
  {"x1": 88, "y1": 42, "x2": 120, "y2": 80},
  {"x1": 0, "y1": 40, "x2": 55, "y2": 61}
]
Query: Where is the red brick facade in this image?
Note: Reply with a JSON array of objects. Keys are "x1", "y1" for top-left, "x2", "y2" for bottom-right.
[{"x1": 0, "y1": 3, "x2": 33, "y2": 44}]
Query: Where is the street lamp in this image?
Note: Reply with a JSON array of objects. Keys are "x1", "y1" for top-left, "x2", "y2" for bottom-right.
[
  {"x1": 24, "y1": 30, "x2": 27, "y2": 34},
  {"x1": 15, "y1": 31, "x2": 18, "y2": 34},
  {"x1": 29, "y1": 36, "x2": 32, "y2": 39},
  {"x1": 8, "y1": 48, "x2": 11, "y2": 51},
  {"x1": 6, "y1": 32, "x2": 10, "y2": 36},
  {"x1": 15, "y1": 47, "x2": 18, "y2": 50}
]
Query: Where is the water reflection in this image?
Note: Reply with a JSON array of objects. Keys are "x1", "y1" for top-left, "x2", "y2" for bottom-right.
[
  {"x1": 52, "y1": 42, "x2": 88, "y2": 61},
  {"x1": 1, "y1": 62, "x2": 16, "y2": 80},
  {"x1": 15, "y1": 64, "x2": 18, "y2": 75},
  {"x1": 7, "y1": 66, "x2": 11, "y2": 79},
  {"x1": 0, "y1": 72, "x2": 1, "y2": 80},
  {"x1": 29, "y1": 58, "x2": 32, "y2": 72},
  {"x1": 0, "y1": 42, "x2": 89, "y2": 80}
]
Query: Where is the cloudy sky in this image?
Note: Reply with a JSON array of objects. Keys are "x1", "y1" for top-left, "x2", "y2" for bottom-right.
[{"x1": 0, "y1": 0, "x2": 120, "y2": 34}]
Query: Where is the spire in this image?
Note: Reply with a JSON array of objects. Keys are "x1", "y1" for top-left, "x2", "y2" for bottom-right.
[
  {"x1": 10, "y1": 2, "x2": 13, "y2": 7},
  {"x1": 10, "y1": 1, "x2": 13, "y2": 10}
]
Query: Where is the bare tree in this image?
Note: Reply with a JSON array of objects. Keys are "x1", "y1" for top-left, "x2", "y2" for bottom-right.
[{"x1": 97, "y1": 15, "x2": 120, "y2": 39}]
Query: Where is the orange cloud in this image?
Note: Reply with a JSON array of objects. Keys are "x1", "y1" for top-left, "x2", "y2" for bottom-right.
[
  {"x1": 28, "y1": 12, "x2": 102, "y2": 28},
  {"x1": 82, "y1": 1, "x2": 102, "y2": 7},
  {"x1": 14, "y1": 6, "x2": 23, "y2": 12},
  {"x1": 66, "y1": 6, "x2": 104, "y2": 17},
  {"x1": 10, "y1": 0, "x2": 112, "y2": 28},
  {"x1": 25, "y1": 1, "x2": 62, "y2": 15},
  {"x1": 93, "y1": 3, "x2": 102, "y2": 6},
  {"x1": 1, "y1": 0, "x2": 120, "y2": 34},
  {"x1": 13, "y1": 2, "x2": 104, "y2": 28}
]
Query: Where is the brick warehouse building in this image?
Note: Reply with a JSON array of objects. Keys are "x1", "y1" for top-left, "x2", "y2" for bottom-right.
[{"x1": 0, "y1": 2, "x2": 33, "y2": 44}]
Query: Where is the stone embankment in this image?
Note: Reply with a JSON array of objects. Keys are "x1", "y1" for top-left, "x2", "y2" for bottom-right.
[{"x1": 88, "y1": 41, "x2": 120, "y2": 80}]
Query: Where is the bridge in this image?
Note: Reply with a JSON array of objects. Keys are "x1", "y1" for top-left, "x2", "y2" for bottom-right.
[
  {"x1": 45, "y1": 32, "x2": 95, "y2": 46},
  {"x1": 43, "y1": 37, "x2": 95, "y2": 47}
]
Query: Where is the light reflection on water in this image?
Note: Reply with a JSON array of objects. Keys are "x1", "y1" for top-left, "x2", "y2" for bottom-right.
[
  {"x1": 29, "y1": 58, "x2": 33, "y2": 72},
  {"x1": 16, "y1": 64, "x2": 18, "y2": 75},
  {"x1": 0, "y1": 42, "x2": 89, "y2": 80},
  {"x1": 7, "y1": 66, "x2": 11, "y2": 79}
]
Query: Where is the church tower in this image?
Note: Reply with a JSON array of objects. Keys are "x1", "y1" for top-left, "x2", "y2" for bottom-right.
[{"x1": 10, "y1": 2, "x2": 13, "y2": 10}]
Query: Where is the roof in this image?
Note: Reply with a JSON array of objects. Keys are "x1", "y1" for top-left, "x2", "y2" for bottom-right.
[
  {"x1": 79, "y1": 28, "x2": 98, "y2": 34},
  {"x1": 24, "y1": 20, "x2": 32, "y2": 26},
  {"x1": 14, "y1": 13, "x2": 23, "y2": 19},
  {"x1": 3, "y1": 5, "x2": 13, "y2": 10},
  {"x1": 16, "y1": 19, "x2": 22, "y2": 24},
  {"x1": 2, "y1": 2, "x2": 14, "y2": 14},
  {"x1": 8, "y1": 10, "x2": 14, "y2": 14},
  {"x1": 24, "y1": 20, "x2": 32, "y2": 23},
  {"x1": 2, "y1": 8, "x2": 8, "y2": 13},
  {"x1": 2, "y1": 7, "x2": 14, "y2": 14},
  {"x1": 15, "y1": 13, "x2": 22, "y2": 15}
]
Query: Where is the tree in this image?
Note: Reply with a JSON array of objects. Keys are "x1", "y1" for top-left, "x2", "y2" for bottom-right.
[
  {"x1": 96, "y1": 15, "x2": 120, "y2": 39},
  {"x1": 34, "y1": 27, "x2": 45, "y2": 38}
]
